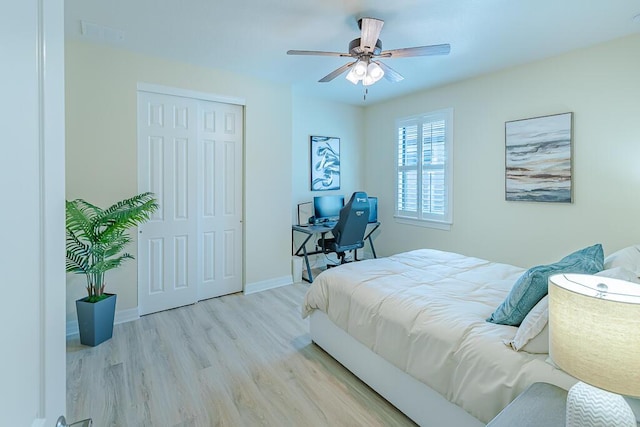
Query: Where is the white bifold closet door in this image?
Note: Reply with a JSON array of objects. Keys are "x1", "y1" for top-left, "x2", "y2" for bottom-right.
[{"x1": 137, "y1": 90, "x2": 243, "y2": 316}]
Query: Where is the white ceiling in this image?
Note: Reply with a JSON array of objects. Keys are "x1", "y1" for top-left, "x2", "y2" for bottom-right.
[{"x1": 65, "y1": 0, "x2": 640, "y2": 105}]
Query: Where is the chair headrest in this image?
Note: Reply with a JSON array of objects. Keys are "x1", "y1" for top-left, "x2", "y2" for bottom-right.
[{"x1": 349, "y1": 191, "x2": 368, "y2": 205}]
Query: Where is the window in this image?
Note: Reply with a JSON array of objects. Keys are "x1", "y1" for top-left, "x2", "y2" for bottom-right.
[{"x1": 395, "y1": 108, "x2": 453, "y2": 229}]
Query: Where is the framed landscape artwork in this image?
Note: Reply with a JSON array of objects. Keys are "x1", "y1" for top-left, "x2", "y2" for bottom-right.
[
  {"x1": 310, "y1": 135, "x2": 340, "y2": 191},
  {"x1": 505, "y1": 112, "x2": 573, "y2": 203}
]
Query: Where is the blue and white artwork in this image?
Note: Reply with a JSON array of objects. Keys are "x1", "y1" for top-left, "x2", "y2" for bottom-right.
[
  {"x1": 505, "y1": 112, "x2": 573, "y2": 203},
  {"x1": 310, "y1": 136, "x2": 340, "y2": 191}
]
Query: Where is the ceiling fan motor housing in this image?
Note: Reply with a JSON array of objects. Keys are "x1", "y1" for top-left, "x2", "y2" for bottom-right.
[{"x1": 349, "y1": 38, "x2": 382, "y2": 56}]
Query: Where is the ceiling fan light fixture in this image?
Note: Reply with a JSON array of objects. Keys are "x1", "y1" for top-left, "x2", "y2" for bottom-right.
[
  {"x1": 363, "y1": 62, "x2": 385, "y2": 85},
  {"x1": 367, "y1": 62, "x2": 384, "y2": 81},
  {"x1": 363, "y1": 73, "x2": 376, "y2": 86},
  {"x1": 345, "y1": 68, "x2": 360, "y2": 84},
  {"x1": 353, "y1": 60, "x2": 368, "y2": 77}
]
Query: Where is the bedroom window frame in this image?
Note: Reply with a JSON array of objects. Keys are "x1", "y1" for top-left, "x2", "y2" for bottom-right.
[{"x1": 394, "y1": 108, "x2": 453, "y2": 230}]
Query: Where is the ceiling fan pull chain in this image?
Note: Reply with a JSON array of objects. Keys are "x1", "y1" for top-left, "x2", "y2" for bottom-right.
[{"x1": 363, "y1": 88, "x2": 368, "y2": 101}]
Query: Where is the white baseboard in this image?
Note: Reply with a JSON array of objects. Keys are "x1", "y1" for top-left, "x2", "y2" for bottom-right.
[
  {"x1": 66, "y1": 306, "x2": 140, "y2": 337},
  {"x1": 66, "y1": 276, "x2": 297, "y2": 336},
  {"x1": 243, "y1": 275, "x2": 292, "y2": 295}
]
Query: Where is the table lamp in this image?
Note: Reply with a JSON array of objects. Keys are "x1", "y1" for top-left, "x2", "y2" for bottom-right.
[{"x1": 548, "y1": 273, "x2": 640, "y2": 427}]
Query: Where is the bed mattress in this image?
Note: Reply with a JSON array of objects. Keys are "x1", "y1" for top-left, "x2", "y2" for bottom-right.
[{"x1": 302, "y1": 249, "x2": 576, "y2": 422}]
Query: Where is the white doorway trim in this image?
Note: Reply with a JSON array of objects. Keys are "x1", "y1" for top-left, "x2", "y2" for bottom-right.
[{"x1": 1, "y1": 0, "x2": 65, "y2": 425}]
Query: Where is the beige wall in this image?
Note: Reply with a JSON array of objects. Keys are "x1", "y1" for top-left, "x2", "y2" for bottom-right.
[
  {"x1": 66, "y1": 32, "x2": 640, "y2": 324},
  {"x1": 364, "y1": 33, "x2": 640, "y2": 268},
  {"x1": 291, "y1": 94, "x2": 366, "y2": 213},
  {"x1": 65, "y1": 40, "x2": 292, "y2": 322},
  {"x1": 290, "y1": 93, "x2": 366, "y2": 265}
]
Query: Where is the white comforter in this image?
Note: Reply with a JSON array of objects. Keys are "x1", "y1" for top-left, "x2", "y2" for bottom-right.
[{"x1": 302, "y1": 249, "x2": 576, "y2": 423}]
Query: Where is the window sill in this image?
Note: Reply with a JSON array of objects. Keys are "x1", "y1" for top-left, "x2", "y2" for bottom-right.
[{"x1": 394, "y1": 216, "x2": 452, "y2": 231}]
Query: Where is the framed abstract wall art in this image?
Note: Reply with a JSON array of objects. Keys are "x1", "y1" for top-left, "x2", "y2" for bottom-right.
[
  {"x1": 310, "y1": 135, "x2": 340, "y2": 191},
  {"x1": 505, "y1": 112, "x2": 573, "y2": 203}
]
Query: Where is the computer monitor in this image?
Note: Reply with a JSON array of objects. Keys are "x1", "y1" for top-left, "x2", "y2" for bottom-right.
[
  {"x1": 313, "y1": 195, "x2": 344, "y2": 222},
  {"x1": 367, "y1": 196, "x2": 378, "y2": 223}
]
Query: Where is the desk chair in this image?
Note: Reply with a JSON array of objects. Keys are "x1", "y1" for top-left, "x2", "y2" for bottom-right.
[{"x1": 318, "y1": 191, "x2": 370, "y2": 265}]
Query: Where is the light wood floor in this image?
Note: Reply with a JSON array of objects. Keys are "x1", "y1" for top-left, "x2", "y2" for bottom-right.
[{"x1": 66, "y1": 283, "x2": 416, "y2": 426}]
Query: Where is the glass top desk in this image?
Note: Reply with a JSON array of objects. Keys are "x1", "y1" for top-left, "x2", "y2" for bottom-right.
[{"x1": 291, "y1": 221, "x2": 380, "y2": 283}]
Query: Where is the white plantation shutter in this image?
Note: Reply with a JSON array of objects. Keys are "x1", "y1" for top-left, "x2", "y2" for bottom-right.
[
  {"x1": 397, "y1": 123, "x2": 418, "y2": 214},
  {"x1": 396, "y1": 109, "x2": 453, "y2": 227},
  {"x1": 422, "y1": 119, "x2": 445, "y2": 216}
]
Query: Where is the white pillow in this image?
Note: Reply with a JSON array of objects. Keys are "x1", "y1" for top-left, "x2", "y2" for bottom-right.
[
  {"x1": 604, "y1": 245, "x2": 640, "y2": 276},
  {"x1": 520, "y1": 322, "x2": 549, "y2": 354},
  {"x1": 595, "y1": 266, "x2": 640, "y2": 283},
  {"x1": 504, "y1": 295, "x2": 549, "y2": 353}
]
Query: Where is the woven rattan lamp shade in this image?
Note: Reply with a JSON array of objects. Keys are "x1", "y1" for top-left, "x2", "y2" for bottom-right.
[{"x1": 548, "y1": 273, "x2": 640, "y2": 398}]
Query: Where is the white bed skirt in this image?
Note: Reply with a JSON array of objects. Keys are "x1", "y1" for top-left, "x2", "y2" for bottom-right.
[{"x1": 309, "y1": 310, "x2": 484, "y2": 427}]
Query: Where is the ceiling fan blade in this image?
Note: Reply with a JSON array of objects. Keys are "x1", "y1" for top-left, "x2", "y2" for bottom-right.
[
  {"x1": 318, "y1": 62, "x2": 355, "y2": 82},
  {"x1": 379, "y1": 43, "x2": 451, "y2": 58},
  {"x1": 287, "y1": 49, "x2": 351, "y2": 57},
  {"x1": 374, "y1": 61, "x2": 404, "y2": 83},
  {"x1": 359, "y1": 17, "x2": 384, "y2": 53}
]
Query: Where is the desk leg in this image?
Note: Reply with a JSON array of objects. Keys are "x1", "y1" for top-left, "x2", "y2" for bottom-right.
[
  {"x1": 301, "y1": 245, "x2": 314, "y2": 283},
  {"x1": 362, "y1": 223, "x2": 380, "y2": 259},
  {"x1": 293, "y1": 231, "x2": 315, "y2": 283},
  {"x1": 368, "y1": 236, "x2": 377, "y2": 259}
]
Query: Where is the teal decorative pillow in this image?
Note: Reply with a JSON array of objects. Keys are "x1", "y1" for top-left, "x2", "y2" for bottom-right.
[{"x1": 487, "y1": 244, "x2": 604, "y2": 326}]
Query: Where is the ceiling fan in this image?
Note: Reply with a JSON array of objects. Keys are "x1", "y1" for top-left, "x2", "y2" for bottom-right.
[{"x1": 287, "y1": 17, "x2": 450, "y2": 87}]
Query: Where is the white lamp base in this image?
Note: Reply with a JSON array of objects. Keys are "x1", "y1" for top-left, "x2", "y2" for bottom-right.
[{"x1": 566, "y1": 381, "x2": 636, "y2": 427}]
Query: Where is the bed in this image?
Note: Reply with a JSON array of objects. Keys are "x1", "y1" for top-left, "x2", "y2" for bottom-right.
[{"x1": 302, "y1": 248, "x2": 580, "y2": 425}]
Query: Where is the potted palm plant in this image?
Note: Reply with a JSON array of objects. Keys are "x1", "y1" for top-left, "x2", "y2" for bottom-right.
[{"x1": 66, "y1": 192, "x2": 158, "y2": 346}]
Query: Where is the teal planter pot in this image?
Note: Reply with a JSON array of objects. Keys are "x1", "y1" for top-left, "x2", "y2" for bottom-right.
[{"x1": 75, "y1": 293, "x2": 117, "y2": 346}]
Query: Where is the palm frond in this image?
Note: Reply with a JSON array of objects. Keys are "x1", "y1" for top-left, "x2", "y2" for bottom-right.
[
  {"x1": 101, "y1": 234, "x2": 131, "y2": 259},
  {"x1": 89, "y1": 254, "x2": 134, "y2": 274},
  {"x1": 66, "y1": 251, "x2": 89, "y2": 274},
  {"x1": 66, "y1": 199, "x2": 100, "y2": 242},
  {"x1": 66, "y1": 230, "x2": 90, "y2": 256},
  {"x1": 65, "y1": 192, "x2": 158, "y2": 298},
  {"x1": 96, "y1": 193, "x2": 159, "y2": 241}
]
